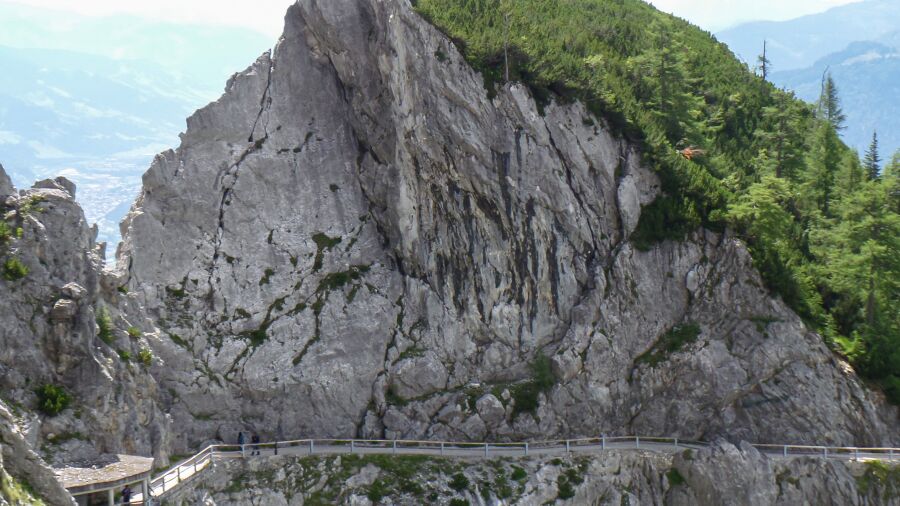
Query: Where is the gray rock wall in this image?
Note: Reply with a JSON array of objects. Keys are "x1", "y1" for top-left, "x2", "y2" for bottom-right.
[
  {"x1": 0, "y1": 402, "x2": 75, "y2": 506},
  {"x1": 0, "y1": 169, "x2": 171, "y2": 464},
  {"x1": 103, "y1": 0, "x2": 895, "y2": 453}
]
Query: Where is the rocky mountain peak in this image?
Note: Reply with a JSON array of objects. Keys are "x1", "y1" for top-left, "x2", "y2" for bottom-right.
[{"x1": 0, "y1": 1, "x2": 896, "y2": 503}]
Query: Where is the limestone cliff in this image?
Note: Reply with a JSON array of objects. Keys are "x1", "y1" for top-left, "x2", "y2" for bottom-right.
[
  {"x1": 0, "y1": 168, "x2": 170, "y2": 471},
  {"x1": 0, "y1": 2, "x2": 897, "y2": 501},
  {"x1": 104, "y1": 0, "x2": 894, "y2": 452}
]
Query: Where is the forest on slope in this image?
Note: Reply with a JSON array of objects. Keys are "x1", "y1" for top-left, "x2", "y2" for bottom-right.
[{"x1": 413, "y1": 0, "x2": 900, "y2": 403}]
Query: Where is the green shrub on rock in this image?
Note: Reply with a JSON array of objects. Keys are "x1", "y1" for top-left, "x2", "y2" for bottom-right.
[
  {"x1": 36, "y1": 384, "x2": 70, "y2": 416},
  {"x1": 2, "y1": 257, "x2": 28, "y2": 281}
]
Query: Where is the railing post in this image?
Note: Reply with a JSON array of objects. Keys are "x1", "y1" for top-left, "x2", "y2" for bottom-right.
[
  {"x1": 177, "y1": 465, "x2": 181, "y2": 483},
  {"x1": 351, "y1": 440, "x2": 355, "y2": 453},
  {"x1": 674, "y1": 438, "x2": 679, "y2": 448},
  {"x1": 566, "y1": 440, "x2": 570, "y2": 453},
  {"x1": 525, "y1": 442, "x2": 529, "y2": 456},
  {"x1": 855, "y1": 448, "x2": 859, "y2": 460},
  {"x1": 635, "y1": 437, "x2": 640, "y2": 449},
  {"x1": 484, "y1": 443, "x2": 489, "y2": 458},
  {"x1": 440, "y1": 442, "x2": 444, "y2": 456},
  {"x1": 601, "y1": 436, "x2": 606, "y2": 450},
  {"x1": 309, "y1": 440, "x2": 314, "y2": 455},
  {"x1": 783, "y1": 445, "x2": 787, "y2": 457},
  {"x1": 890, "y1": 449, "x2": 894, "y2": 461},
  {"x1": 241, "y1": 444, "x2": 246, "y2": 458},
  {"x1": 393, "y1": 439, "x2": 397, "y2": 455},
  {"x1": 823, "y1": 447, "x2": 828, "y2": 458}
]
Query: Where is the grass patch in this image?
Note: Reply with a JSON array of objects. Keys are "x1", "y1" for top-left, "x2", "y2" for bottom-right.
[
  {"x1": 385, "y1": 386, "x2": 409, "y2": 406},
  {"x1": 398, "y1": 346, "x2": 426, "y2": 361},
  {"x1": 96, "y1": 307, "x2": 115, "y2": 345},
  {"x1": 0, "y1": 469, "x2": 45, "y2": 506},
  {"x1": 138, "y1": 348, "x2": 153, "y2": 367},
  {"x1": 511, "y1": 355, "x2": 555, "y2": 416},
  {"x1": 666, "y1": 468, "x2": 685, "y2": 486},
  {"x1": 856, "y1": 461, "x2": 900, "y2": 499},
  {"x1": 312, "y1": 233, "x2": 342, "y2": 272},
  {"x1": 127, "y1": 326, "x2": 142, "y2": 338},
  {"x1": 634, "y1": 323, "x2": 700, "y2": 368},
  {"x1": 259, "y1": 268, "x2": 275, "y2": 286},
  {"x1": 168, "y1": 333, "x2": 191, "y2": 350},
  {"x1": 449, "y1": 473, "x2": 469, "y2": 492},
  {"x1": 510, "y1": 466, "x2": 527, "y2": 481},
  {"x1": 316, "y1": 265, "x2": 371, "y2": 293}
]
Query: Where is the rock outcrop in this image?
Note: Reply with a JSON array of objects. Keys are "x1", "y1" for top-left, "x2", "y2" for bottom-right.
[
  {"x1": 0, "y1": 402, "x2": 75, "y2": 506},
  {"x1": 0, "y1": 167, "x2": 171, "y2": 467},
  {"x1": 163, "y1": 443, "x2": 900, "y2": 505},
  {"x1": 0, "y1": 164, "x2": 13, "y2": 199},
  {"x1": 107, "y1": 0, "x2": 895, "y2": 451}
]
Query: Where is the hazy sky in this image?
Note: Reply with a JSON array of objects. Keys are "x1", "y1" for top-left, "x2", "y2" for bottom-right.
[
  {"x1": 1, "y1": 0, "x2": 866, "y2": 35},
  {"x1": 650, "y1": 0, "x2": 863, "y2": 31}
]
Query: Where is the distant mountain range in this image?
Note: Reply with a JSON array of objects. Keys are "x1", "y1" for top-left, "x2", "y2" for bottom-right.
[
  {"x1": 717, "y1": 0, "x2": 900, "y2": 71},
  {"x1": 718, "y1": 0, "x2": 900, "y2": 159},
  {"x1": 771, "y1": 40, "x2": 900, "y2": 159},
  {"x1": 0, "y1": 2, "x2": 273, "y2": 249}
]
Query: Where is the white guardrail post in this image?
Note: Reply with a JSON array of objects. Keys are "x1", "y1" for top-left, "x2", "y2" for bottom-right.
[
  {"x1": 441, "y1": 442, "x2": 445, "y2": 456},
  {"x1": 565, "y1": 440, "x2": 570, "y2": 453},
  {"x1": 783, "y1": 445, "x2": 788, "y2": 457},
  {"x1": 392, "y1": 440, "x2": 397, "y2": 455},
  {"x1": 602, "y1": 436, "x2": 606, "y2": 450},
  {"x1": 484, "y1": 444, "x2": 489, "y2": 457},
  {"x1": 674, "y1": 438, "x2": 678, "y2": 448},
  {"x1": 855, "y1": 448, "x2": 860, "y2": 460},
  {"x1": 525, "y1": 442, "x2": 529, "y2": 456},
  {"x1": 350, "y1": 440, "x2": 355, "y2": 453},
  {"x1": 309, "y1": 440, "x2": 314, "y2": 455},
  {"x1": 635, "y1": 437, "x2": 640, "y2": 449}
]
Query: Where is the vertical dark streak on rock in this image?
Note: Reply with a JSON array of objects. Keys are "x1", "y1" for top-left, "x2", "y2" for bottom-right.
[{"x1": 249, "y1": 56, "x2": 276, "y2": 143}]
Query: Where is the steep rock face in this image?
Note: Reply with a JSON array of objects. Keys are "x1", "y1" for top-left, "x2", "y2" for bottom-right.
[
  {"x1": 0, "y1": 168, "x2": 171, "y2": 464},
  {"x1": 0, "y1": 164, "x2": 13, "y2": 199},
  {"x1": 112, "y1": 0, "x2": 896, "y2": 451},
  {"x1": 0, "y1": 402, "x2": 75, "y2": 506}
]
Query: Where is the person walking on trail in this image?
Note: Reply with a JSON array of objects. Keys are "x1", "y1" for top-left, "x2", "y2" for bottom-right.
[
  {"x1": 251, "y1": 433, "x2": 261, "y2": 456},
  {"x1": 121, "y1": 484, "x2": 132, "y2": 505}
]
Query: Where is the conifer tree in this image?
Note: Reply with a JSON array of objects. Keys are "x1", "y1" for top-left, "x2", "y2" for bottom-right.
[
  {"x1": 806, "y1": 123, "x2": 842, "y2": 215},
  {"x1": 863, "y1": 131, "x2": 881, "y2": 180},
  {"x1": 755, "y1": 90, "x2": 806, "y2": 179},
  {"x1": 757, "y1": 40, "x2": 771, "y2": 81},
  {"x1": 817, "y1": 72, "x2": 846, "y2": 131}
]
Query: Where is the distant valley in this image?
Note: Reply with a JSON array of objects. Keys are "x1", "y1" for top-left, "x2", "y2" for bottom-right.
[{"x1": 0, "y1": 2, "x2": 272, "y2": 251}]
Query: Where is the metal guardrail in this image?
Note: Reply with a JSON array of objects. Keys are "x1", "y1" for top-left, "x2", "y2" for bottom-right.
[{"x1": 137, "y1": 436, "x2": 899, "y2": 502}]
